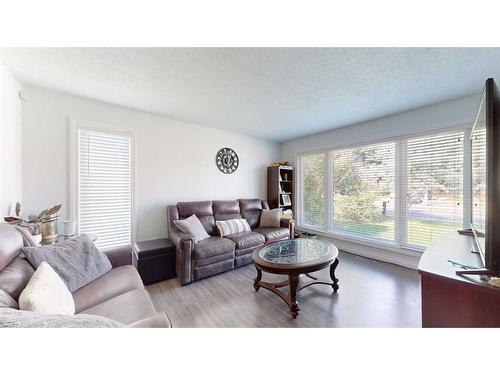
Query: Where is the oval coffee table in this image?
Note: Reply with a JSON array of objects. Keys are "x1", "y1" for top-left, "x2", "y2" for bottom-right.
[{"x1": 252, "y1": 238, "x2": 339, "y2": 319}]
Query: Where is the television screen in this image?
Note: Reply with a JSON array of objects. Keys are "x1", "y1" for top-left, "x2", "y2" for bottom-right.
[{"x1": 470, "y1": 86, "x2": 487, "y2": 265}]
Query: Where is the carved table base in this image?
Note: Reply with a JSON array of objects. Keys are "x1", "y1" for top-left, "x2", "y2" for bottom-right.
[{"x1": 253, "y1": 258, "x2": 339, "y2": 319}]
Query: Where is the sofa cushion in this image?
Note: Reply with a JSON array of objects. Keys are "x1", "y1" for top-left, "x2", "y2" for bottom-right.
[
  {"x1": 216, "y1": 218, "x2": 251, "y2": 237},
  {"x1": 239, "y1": 199, "x2": 264, "y2": 228},
  {"x1": 194, "y1": 237, "x2": 235, "y2": 259},
  {"x1": 173, "y1": 214, "x2": 210, "y2": 243},
  {"x1": 19, "y1": 262, "x2": 75, "y2": 316},
  {"x1": 22, "y1": 234, "x2": 112, "y2": 293},
  {"x1": 0, "y1": 223, "x2": 24, "y2": 272},
  {"x1": 226, "y1": 231, "x2": 265, "y2": 250},
  {"x1": 0, "y1": 256, "x2": 35, "y2": 301},
  {"x1": 260, "y1": 208, "x2": 282, "y2": 228},
  {"x1": 194, "y1": 252, "x2": 233, "y2": 267},
  {"x1": 177, "y1": 200, "x2": 216, "y2": 235},
  {"x1": 0, "y1": 288, "x2": 18, "y2": 309},
  {"x1": 254, "y1": 227, "x2": 289, "y2": 242},
  {"x1": 213, "y1": 200, "x2": 242, "y2": 222},
  {"x1": 72, "y1": 265, "x2": 144, "y2": 313},
  {"x1": 80, "y1": 288, "x2": 158, "y2": 325}
]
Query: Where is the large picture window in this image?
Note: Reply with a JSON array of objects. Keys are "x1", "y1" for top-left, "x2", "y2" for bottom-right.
[
  {"x1": 333, "y1": 142, "x2": 395, "y2": 242},
  {"x1": 302, "y1": 153, "x2": 326, "y2": 228},
  {"x1": 298, "y1": 129, "x2": 468, "y2": 250},
  {"x1": 406, "y1": 132, "x2": 464, "y2": 246}
]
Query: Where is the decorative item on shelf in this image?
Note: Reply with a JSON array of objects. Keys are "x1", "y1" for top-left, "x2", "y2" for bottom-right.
[
  {"x1": 63, "y1": 220, "x2": 77, "y2": 238},
  {"x1": 216, "y1": 147, "x2": 239, "y2": 174},
  {"x1": 282, "y1": 194, "x2": 291, "y2": 206},
  {"x1": 270, "y1": 161, "x2": 289, "y2": 167},
  {"x1": 282, "y1": 209, "x2": 293, "y2": 220}
]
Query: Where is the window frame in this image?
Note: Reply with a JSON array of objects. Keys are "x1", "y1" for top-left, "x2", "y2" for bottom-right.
[
  {"x1": 296, "y1": 124, "x2": 472, "y2": 252},
  {"x1": 69, "y1": 117, "x2": 137, "y2": 249}
]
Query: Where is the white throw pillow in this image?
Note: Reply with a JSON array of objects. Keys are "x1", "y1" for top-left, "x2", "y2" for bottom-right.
[
  {"x1": 173, "y1": 214, "x2": 211, "y2": 243},
  {"x1": 216, "y1": 218, "x2": 251, "y2": 237},
  {"x1": 18, "y1": 262, "x2": 75, "y2": 316}
]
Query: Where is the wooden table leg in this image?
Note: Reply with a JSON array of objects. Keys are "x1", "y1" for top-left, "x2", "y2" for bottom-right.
[
  {"x1": 330, "y1": 258, "x2": 339, "y2": 292},
  {"x1": 289, "y1": 273, "x2": 300, "y2": 319},
  {"x1": 254, "y1": 266, "x2": 262, "y2": 291}
]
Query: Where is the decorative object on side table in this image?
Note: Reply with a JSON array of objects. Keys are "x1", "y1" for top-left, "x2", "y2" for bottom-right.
[
  {"x1": 216, "y1": 147, "x2": 239, "y2": 174},
  {"x1": 3, "y1": 202, "x2": 62, "y2": 244},
  {"x1": 133, "y1": 238, "x2": 176, "y2": 285},
  {"x1": 63, "y1": 219, "x2": 77, "y2": 237},
  {"x1": 252, "y1": 238, "x2": 339, "y2": 319}
]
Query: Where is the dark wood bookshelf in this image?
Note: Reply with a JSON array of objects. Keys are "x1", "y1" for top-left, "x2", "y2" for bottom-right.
[{"x1": 267, "y1": 165, "x2": 294, "y2": 213}]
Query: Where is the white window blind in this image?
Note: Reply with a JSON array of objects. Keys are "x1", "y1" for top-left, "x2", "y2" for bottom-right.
[
  {"x1": 406, "y1": 131, "x2": 464, "y2": 247},
  {"x1": 302, "y1": 153, "x2": 326, "y2": 228},
  {"x1": 78, "y1": 129, "x2": 132, "y2": 250},
  {"x1": 333, "y1": 142, "x2": 395, "y2": 242}
]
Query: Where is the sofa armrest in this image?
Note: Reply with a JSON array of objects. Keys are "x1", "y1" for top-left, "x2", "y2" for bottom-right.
[
  {"x1": 126, "y1": 312, "x2": 172, "y2": 328},
  {"x1": 103, "y1": 246, "x2": 132, "y2": 268},
  {"x1": 169, "y1": 228, "x2": 195, "y2": 285},
  {"x1": 280, "y1": 218, "x2": 295, "y2": 239}
]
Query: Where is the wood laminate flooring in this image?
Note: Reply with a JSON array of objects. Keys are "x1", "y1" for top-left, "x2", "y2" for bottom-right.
[{"x1": 146, "y1": 251, "x2": 421, "y2": 327}]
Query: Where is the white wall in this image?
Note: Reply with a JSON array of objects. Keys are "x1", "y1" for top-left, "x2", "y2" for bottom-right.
[
  {"x1": 0, "y1": 62, "x2": 22, "y2": 217},
  {"x1": 21, "y1": 85, "x2": 280, "y2": 241},
  {"x1": 281, "y1": 94, "x2": 481, "y2": 162}
]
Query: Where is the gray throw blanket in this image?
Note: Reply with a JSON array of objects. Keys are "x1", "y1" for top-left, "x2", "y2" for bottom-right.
[
  {"x1": 0, "y1": 308, "x2": 123, "y2": 328},
  {"x1": 22, "y1": 234, "x2": 112, "y2": 292}
]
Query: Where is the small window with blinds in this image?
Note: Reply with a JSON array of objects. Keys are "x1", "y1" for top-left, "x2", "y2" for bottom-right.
[
  {"x1": 302, "y1": 153, "x2": 326, "y2": 228},
  {"x1": 333, "y1": 142, "x2": 395, "y2": 242},
  {"x1": 406, "y1": 131, "x2": 464, "y2": 247},
  {"x1": 78, "y1": 128, "x2": 132, "y2": 250}
]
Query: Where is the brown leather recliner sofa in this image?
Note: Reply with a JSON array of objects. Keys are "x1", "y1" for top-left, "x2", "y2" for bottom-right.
[
  {"x1": 167, "y1": 199, "x2": 295, "y2": 285},
  {"x1": 0, "y1": 223, "x2": 171, "y2": 327}
]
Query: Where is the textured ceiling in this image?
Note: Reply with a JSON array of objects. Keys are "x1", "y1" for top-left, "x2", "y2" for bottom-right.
[{"x1": 0, "y1": 48, "x2": 498, "y2": 142}]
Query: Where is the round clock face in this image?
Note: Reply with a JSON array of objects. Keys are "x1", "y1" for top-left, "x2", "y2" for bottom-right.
[{"x1": 216, "y1": 148, "x2": 239, "y2": 174}]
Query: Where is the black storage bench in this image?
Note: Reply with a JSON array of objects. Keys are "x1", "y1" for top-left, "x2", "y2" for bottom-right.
[{"x1": 133, "y1": 238, "x2": 176, "y2": 285}]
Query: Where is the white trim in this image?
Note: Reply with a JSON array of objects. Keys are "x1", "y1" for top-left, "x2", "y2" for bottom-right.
[
  {"x1": 68, "y1": 117, "x2": 137, "y2": 247},
  {"x1": 297, "y1": 225, "x2": 421, "y2": 270},
  {"x1": 294, "y1": 120, "x2": 473, "y2": 158}
]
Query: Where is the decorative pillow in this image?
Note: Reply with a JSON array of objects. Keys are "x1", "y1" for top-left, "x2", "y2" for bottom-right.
[
  {"x1": 173, "y1": 214, "x2": 210, "y2": 243},
  {"x1": 0, "y1": 308, "x2": 124, "y2": 328},
  {"x1": 216, "y1": 218, "x2": 251, "y2": 237},
  {"x1": 18, "y1": 262, "x2": 75, "y2": 315},
  {"x1": 260, "y1": 208, "x2": 282, "y2": 228},
  {"x1": 22, "y1": 234, "x2": 112, "y2": 293}
]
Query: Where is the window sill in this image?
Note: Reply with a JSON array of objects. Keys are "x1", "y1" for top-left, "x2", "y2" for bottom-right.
[{"x1": 296, "y1": 224, "x2": 423, "y2": 270}]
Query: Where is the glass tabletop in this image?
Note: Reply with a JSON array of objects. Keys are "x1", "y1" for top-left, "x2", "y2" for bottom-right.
[{"x1": 258, "y1": 239, "x2": 333, "y2": 264}]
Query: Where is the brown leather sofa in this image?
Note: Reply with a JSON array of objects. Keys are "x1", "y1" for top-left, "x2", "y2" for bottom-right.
[
  {"x1": 0, "y1": 223, "x2": 171, "y2": 327},
  {"x1": 167, "y1": 199, "x2": 295, "y2": 285}
]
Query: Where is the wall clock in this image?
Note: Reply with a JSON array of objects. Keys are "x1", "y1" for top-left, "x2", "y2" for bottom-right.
[{"x1": 216, "y1": 147, "x2": 239, "y2": 174}]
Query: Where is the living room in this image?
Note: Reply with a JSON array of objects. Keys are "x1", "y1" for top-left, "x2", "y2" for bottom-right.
[{"x1": 2, "y1": 1, "x2": 500, "y2": 374}]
